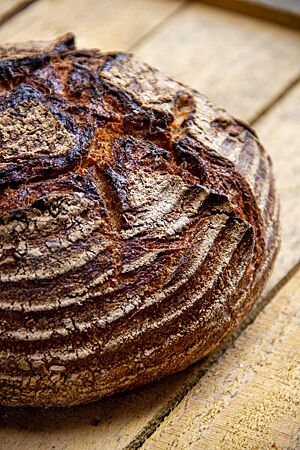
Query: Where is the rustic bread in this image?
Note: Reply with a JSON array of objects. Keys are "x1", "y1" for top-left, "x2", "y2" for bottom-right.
[{"x1": 0, "y1": 34, "x2": 280, "y2": 406}]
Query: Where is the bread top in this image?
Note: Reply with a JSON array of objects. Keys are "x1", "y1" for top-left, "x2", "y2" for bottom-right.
[{"x1": 0, "y1": 34, "x2": 279, "y2": 405}]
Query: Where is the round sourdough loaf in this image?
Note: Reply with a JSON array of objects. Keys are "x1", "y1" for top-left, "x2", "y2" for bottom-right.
[{"x1": 0, "y1": 34, "x2": 279, "y2": 406}]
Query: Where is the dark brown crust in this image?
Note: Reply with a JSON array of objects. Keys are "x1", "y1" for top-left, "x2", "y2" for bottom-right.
[{"x1": 0, "y1": 34, "x2": 280, "y2": 406}]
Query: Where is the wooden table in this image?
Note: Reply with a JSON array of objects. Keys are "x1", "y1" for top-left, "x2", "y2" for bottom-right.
[{"x1": 0, "y1": 1, "x2": 299, "y2": 449}]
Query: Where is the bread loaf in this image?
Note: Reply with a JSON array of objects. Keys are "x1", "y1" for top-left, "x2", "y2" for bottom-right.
[{"x1": 0, "y1": 34, "x2": 279, "y2": 406}]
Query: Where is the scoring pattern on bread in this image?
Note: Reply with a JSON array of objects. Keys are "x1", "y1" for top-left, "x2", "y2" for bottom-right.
[{"x1": 0, "y1": 34, "x2": 279, "y2": 406}]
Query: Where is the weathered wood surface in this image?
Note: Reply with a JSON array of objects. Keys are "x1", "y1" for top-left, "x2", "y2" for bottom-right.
[
  {"x1": 0, "y1": 1, "x2": 299, "y2": 449},
  {"x1": 199, "y1": 0, "x2": 300, "y2": 29},
  {"x1": 256, "y1": 81, "x2": 300, "y2": 291},
  {"x1": 142, "y1": 266, "x2": 300, "y2": 449},
  {"x1": 0, "y1": 0, "x2": 35, "y2": 23},
  {"x1": 134, "y1": 2, "x2": 300, "y2": 120},
  {"x1": 0, "y1": 0, "x2": 184, "y2": 50}
]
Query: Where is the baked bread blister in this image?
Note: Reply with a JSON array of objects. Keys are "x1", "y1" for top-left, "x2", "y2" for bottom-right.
[{"x1": 0, "y1": 34, "x2": 280, "y2": 406}]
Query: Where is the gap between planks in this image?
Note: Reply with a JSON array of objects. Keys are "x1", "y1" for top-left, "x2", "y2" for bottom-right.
[
  {"x1": 0, "y1": 0, "x2": 37, "y2": 26},
  {"x1": 249, "y1": 72, "x2": 300, "y2": 124},
  {"x1": 0, "y1": 0, "x2": 186, "y2": 51},
  {"x1": 198, "y1": 0, "x2": 300, "y2": 30},
  {"x1": 126, "y1": 261, "x2": 300, "y2": 449},
  {"x1": 127, "y1": 1, "x2": 189, "y2": 53},
  {"x1": 131, "y1": 1, "x2": 300, "y2": 127},
  {"x1": 132, "y1": 2, "x2": 300, "y2": 120},
  {"x1": 139, "y1": 264, "x2": 300, "y2": 449}
]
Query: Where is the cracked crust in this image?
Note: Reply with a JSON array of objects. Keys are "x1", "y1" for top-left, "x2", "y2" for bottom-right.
[{"x1": 0, "y1": 34, "x2": 280, "y2": 406}]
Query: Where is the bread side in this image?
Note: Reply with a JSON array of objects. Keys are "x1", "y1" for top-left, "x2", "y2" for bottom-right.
[{"x1": 0, "y1": 34, "x2": 280, "y2": 406}]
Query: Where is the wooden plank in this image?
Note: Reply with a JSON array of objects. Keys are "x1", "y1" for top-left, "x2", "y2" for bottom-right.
[
  {"x1": 142, "y1": 267, "x2": 300, "y2": 449},
  {"x1": 0, "y1": 3, "x2": 300, "y2": 450},
  {"x1": 133, "y1": 2, "x2": 300, "y2": 120},
  {"x1": 199, "y1": 0, "x2": 300, "y2": 30},
  {"x1": 256, "y1": 81, "x2": 300, "y2": 291},
  {"x1": 0, "y1": 0, "x2": 35, "y2": 24},
  {"x1": 0, "y1": 370, "x2": 200, "y2": 450},
  {"x1": 0, "y1": 1, "x2": 299, "y2": 120},
  {"x1": 0, "y1": 0, "x2": 184, "y2": 51}
]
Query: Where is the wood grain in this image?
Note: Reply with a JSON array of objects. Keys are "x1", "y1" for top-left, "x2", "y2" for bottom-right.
[
  {"x1": 199, "y1": 0, "x2": 300, "y2": 30},
  {"x1": 0, "y1": 0, "x2": 184, "y2": 51},
  {"x1": 134, "y1": 2, "x2": 300, "y2": 120},
  {"x1": 256, "y1": 81, "x2": 300, "y2": 291},
  {"x1": 0, "y1": 371, "x2": 197, "y2": 450},
  {"x1": 142, "y1": 268, "x2": 300, "y2": 449},
  {"x1": 0, "y1": 0, "x2": 35, "y2": 24}
]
